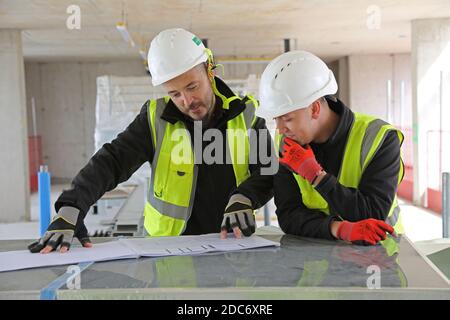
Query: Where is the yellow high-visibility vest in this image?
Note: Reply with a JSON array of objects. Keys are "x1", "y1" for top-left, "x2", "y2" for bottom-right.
[
  {"x1": 144, "y1": 95, "x2": 258, "y2": 236},
  {"x1": 277, "y1": 112, "x2": 405, "y2": 234}
]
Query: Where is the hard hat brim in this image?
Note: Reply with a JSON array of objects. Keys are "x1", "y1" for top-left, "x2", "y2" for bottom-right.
[
  {"x1": 151, "y1": 52, "x2": 208, "y2": 86},
  {"x1": 256, "y1": 81, "x2": 337, "y2": 119}
]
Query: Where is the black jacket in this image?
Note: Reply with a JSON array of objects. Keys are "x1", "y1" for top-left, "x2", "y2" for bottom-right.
[
  {"x1": 274, "y1": 97, "x2": 402, "y2": 240},
  {"x1": 55, "y1": 77, "x2": 274, "y2": 235}
]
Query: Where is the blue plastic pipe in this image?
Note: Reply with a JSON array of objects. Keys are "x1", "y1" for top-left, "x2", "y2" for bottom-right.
[{"x1": 38, "y1": 165, "x2": 51, "y2": 236}]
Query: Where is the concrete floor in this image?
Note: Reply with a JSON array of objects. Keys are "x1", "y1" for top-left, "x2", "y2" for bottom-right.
[{"x1": 0, "y1": 184, "x2": 444, "y2": 244}]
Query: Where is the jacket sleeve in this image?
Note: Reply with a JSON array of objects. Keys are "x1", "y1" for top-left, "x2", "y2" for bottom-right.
[
  {"x1": 55, "y1": 100, "x2": 154, "y2": 218},
  {"x1": 314, "y1": 130, "x2": 401, "y2": 222},
  {"x1": 234, "y1": 116, "x2": 274, "y2": 209},
  {"x1": 274, "y1": 165, "x2": 337, "y2": 239}
]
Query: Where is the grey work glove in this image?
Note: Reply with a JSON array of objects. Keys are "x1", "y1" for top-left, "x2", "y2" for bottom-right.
[
  {"x1": 28, "y1": 206, "x2": 91, "y2": 253},
  {"x1": 220, "y1": 194, "x2": 256, "y2": 238}
]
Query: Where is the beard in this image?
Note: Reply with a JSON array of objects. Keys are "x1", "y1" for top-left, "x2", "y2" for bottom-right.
[
  {"x1": 201, "y1": 94, "x2": 217, "y2": 126},
  {"x1": 189, "y1": 94, "x2": 216, "y2": 124}
]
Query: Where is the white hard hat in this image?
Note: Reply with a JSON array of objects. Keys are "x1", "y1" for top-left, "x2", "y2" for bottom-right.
[
  {"x1": 148, "y1": 28, "x2": 209, "y2": 86},
  {"x1": 256, "y1": 50, "x2": 338, "y2": 119}
]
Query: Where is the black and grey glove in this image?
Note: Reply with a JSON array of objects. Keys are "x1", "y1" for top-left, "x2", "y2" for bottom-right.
[
  {"x1": 28, "y1": 206, "x2": 91, "y2": 253},
  {"x1": 221, "y1": 194, "x2": 256, "y2": 237}
]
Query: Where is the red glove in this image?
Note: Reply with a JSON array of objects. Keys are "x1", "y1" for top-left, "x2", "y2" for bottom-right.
[
  {"x1": 336, "y1": 218, "x2": 395, "y2": 246},
  {"x1": 279, "y1": 137, "x2": 323, "y2": 184}
]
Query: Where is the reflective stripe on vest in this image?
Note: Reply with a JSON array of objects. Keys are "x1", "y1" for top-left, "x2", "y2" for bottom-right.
[
  {"x1": 144, "y1": 95, "x2": 258, "y2": 236},
  {"x1": 277, "y1": 112, "x2": 405, "y2": 234}
]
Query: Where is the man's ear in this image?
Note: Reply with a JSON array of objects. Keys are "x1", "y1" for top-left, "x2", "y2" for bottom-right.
[{"x1": 311, "y1": 99, "x2": 321, "y2": 119}]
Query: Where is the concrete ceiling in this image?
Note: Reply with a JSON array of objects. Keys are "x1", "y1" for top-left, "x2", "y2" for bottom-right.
[{"x1": 1, "y1": 0, "x2": 450, "y2": 62}]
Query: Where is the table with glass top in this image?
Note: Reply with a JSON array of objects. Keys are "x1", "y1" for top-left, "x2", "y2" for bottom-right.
[{"x1": 1, "y1": 227, "x2": 449, "y2": 300}]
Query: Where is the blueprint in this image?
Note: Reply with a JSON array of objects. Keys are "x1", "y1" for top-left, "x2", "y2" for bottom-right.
[{"x1": 0, "y1": 234, "x2": 279, "y2": 272}]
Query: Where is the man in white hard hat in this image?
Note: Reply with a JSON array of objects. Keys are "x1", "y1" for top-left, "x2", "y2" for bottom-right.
[
  {"x1": 29, "y1": 28, "x2": 275, "y2": 254},
  {"x1": 257, "y1": 50, "x2": 404, "y2": 246}
]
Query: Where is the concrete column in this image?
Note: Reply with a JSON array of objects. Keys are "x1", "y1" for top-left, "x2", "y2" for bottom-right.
[
  {"x1": 337, "y1": 57, "x2": 350, "y2": 106},
  {"x1": 412, "y1": 18, "x2": 450, "y2": 206},
  {"x1": 0, "y1": 30, "x2": 30, "y2": 222}
]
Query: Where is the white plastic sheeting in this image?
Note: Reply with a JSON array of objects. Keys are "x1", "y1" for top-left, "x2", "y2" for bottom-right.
[{"x1": 95, "y1": 75, "x2": 165, "y2": 183}]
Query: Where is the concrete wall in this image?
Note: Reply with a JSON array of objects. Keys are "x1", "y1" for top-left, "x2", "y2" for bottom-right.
[
  {"x1": 347, "y1": 53, "x2": 412, "y2": 129},
  {"x1": 25, "y1": 59, "x2": 148, "y2": 180}
]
